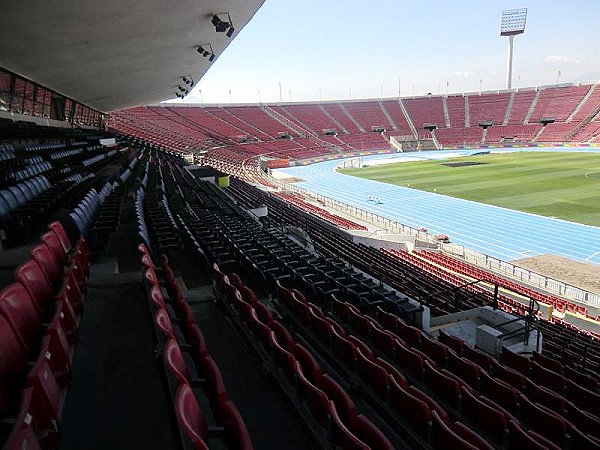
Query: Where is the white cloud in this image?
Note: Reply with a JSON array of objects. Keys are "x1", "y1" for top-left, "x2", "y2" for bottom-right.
[{"x1": 527, "y1": 55, "x2": 581, "y2": 65}]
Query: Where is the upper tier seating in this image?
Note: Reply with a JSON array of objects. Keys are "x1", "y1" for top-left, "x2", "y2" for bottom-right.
[
  {"x1": 529, "y1": 85, "x2": 590, "y2": 123},
  {"x1": 343, "y1": 101, "x2": 395, "y2": 132},
  {"x1": 468, "y1": 92, "x2": 511, "y2": 126},
  {"x1": 403, "y1": 97, "x2": 446, "y2": 130},
  {"x1": 109, "y1": 83, "x2": 598, "y2": 164}
]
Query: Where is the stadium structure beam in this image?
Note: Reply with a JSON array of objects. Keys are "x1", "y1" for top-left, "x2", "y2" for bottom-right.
[{"x1": 500, "y1": 8, "x2": 527, "y2": 90}]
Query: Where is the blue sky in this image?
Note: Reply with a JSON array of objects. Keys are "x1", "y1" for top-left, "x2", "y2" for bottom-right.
[{"x1": 170, "y1": 0, "x2": 600, "y2": 104}]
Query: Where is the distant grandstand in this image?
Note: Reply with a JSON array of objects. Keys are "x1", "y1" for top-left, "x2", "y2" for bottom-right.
[{"x1": 110, "y1": 82, "x2": 600, "y2": 163}]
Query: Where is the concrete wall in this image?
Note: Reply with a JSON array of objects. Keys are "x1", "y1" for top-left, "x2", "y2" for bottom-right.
[{"x1": 352, "y1": 235, "x2": 412, "y2": 251}]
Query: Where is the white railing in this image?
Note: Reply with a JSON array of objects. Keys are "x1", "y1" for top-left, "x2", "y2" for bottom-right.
[{"x1": 440, "y1": 243, "x2": 600, "y2": 307}]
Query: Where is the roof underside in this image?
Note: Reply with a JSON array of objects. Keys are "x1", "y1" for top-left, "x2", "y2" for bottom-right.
[{"x1": 0, "y1": 0, "x2": 265, "y2": 112}]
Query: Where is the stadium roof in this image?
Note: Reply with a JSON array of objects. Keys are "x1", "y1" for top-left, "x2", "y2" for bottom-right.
[{"x1": 0, "y1": 0, "x2": 265, "y2": 112}]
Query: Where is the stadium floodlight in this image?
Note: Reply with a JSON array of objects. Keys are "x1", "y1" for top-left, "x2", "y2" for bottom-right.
[
  {"x1": 500, "y1": 8, "x2": 527, "y2": 89},
  {"x1": 197, "y1": 44, "x2": 215, "y2": 62},
  {"x1": 211, "y1": 13, "x2": 234, "y2": 37},
  {"x1": 182, "y1": 76, "x2": 194, "y2": 86}
]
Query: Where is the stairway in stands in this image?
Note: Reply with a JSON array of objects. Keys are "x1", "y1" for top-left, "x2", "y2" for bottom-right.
[
  {"x1": 379, "y1": 100, "x2": 398, "y2": 131},
  {"x1": 503, "y1": 92, "x2": 515, "y2": 126},
  {"x1": 524, "y1": 90, "x2": 541, "y2": 124}
]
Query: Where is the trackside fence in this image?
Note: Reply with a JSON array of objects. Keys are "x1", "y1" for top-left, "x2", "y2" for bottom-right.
[{"x1": 440, "y1": 244, "x2": 600, "y2": 308}]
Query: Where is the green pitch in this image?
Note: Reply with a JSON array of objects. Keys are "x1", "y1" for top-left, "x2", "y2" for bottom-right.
[{"x1": 339, "y1": 151, "x2": 600, "y2": 227}]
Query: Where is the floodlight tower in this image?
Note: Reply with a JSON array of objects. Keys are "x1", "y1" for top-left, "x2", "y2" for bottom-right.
[{"x1": 500, "y1": 8, "x2": 527, "y2": 89}]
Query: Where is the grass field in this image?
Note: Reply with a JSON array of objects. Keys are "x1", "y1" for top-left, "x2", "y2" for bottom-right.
[{"x1": 339, "y1": 152, "x2": 600, "y2": 227}]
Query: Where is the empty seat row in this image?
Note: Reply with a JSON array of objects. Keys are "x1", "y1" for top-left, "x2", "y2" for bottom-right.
[
  {"x1": 0, "y1": 175, "x2": 52, "y2": 218},
  {"x1": 1, "y1": 221, "x2": 90, "y2": 449},
  {"x1": 23, "y1": 142, "x2": 66, "y2": 153},
  {"x1": 139, "y1": 245, "x2": 252, "y2": 450},
  {"x1": 0, "y1": 144, "x2": 16, "y2": 161},
  {"x1": 69, "y1": 188, "x2": 104, "y2": 235},
  {"x1": 325, "y1": 294, "x2": 600, "y2": 449},
  {"x1": 213, "y1": 265, "x2": 394, "y2": 450},
  {"x1": 48, "y1": 148, "x2": 83, "y2": 161}
]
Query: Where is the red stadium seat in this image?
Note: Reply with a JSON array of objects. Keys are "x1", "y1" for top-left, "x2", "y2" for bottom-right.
[
  {"x1": 388, "y1": 374, "x2": 431, "y2": 439},
  {"x1": 420, "y1": 336, "x2": 448, "y2": 367},
  {"x1": 252, "y1": 314, "x2": 274, "y2": 353},
  {"x1": 331, "y1": 327, "x2": 357, "y2": 371},
  {"x1": 56, "y1": 269, "x2": 84, "y2": 317},
  {"x1": 40, "y1": 230, "x2": 68, "y2": 267},
  {"x1": 347, "y1": 335, "x2": 373, "y2": 360},
  {"x1": 148, "y1": 285, "x2": 167, "y2": 310},
  {"x1": 394, "y1": 339, "x2": 424, "y2": 381},
  {"x1": 532, "y1": 351, "x2": 563, "y2": 374},
  {"x1": 0, "y1": 314, "x2": 29, "y2": 414},
  {"x1": 185, "y1": 322, "x2": 209, "y2": 361},
  {"x1": 408, "y1": 385, "x2": 450, "y2": 426},
  {"x1": 54, "y1": 296, "x2": 79, "y2": 346},
  {"x1": 462, "y1": 345, "x2": 493, "y2": 372},
  {"x1": 507, "y1": 420, "x2": 561, "y2": 450},
  {"x1": 500, "y1": 347, "x2": 531, "y2": 376},
  {"x1": 253, "y1": 301, "x2": 274, "y2": 325},
  {"x1": 353, "y1": 414, "x2": 394, "y2": 450},
  {"x1": 460, "y1": 386, "x2": 507, "y2": 442},
  {"x1": 270, "y1": 331, "x2": 297, "y2": 384},
  {"x1": 447, "y1": 351, "x2": 480, "y2": 389},
  {"x1": 163, "y1": 338, "x2": 191, "y2": 385},
  {"x1": 424, "y1": 361, "x2": 460, "y2": 407},
  {"x1": 154, "y1": 308, "x2": 176, "y2": 340},
  {"x1": 48, "y1": 221, "x2": 72, "y2": 253},
  {"x1": 520, "y1": 394, "x2": 569, "y2": 447},
  {"x1": 141, "y1": 253, "x2": 155, "y2": 269},
  {"x1": 396, "y1": 320, "x2": 422, "y2": 348},
  {"x1": 174, "y1": 383, "x2": 209, "y2": 450},
  {"x1": 329, "y1": 400, "x2": 369, "y2": 449},
  {"x1": 319, "y1": 374, "x2": 357, "y2": 427},
  {"x1": 30, "y1": 243, "x2": 64, "y2": 291},
  {"x1": 309, "y1": 308, "x2": 333, "y2": 346},
  {"x1": 239, "y1": 285, "x2": 258, "y2": 305},
  {"x1": 27, "y1": 357, "x2": 66, "y2": 421},
  {"x1": 14, "y1": 259, "x2": 54, "y2": 316},
  {"x1": 356, "y1": 347, "x2": 388, "y2": 399},
  {"x1": 0, "y1": 282, "x2": 43, "y2": 353},
  {"x1": 197, "y1": 355, "x2": 229, "y2": 423},
  {"x1": 227, "y1": 272, "x2": 244, "y2": 289},
  {"x1": 348, "y1": 307, "x2": 370, "y2": 340},
  {"x1": 370, "y1": 321, "x2": 395, "y2": 358},
  {"x1": 331, "y1": 295, "x2": 352, "y2": 324},
  {"x1": 41, "y1": 316, "x2": 74, "y2": 386},
  {"x1": 479, "y1": 371, "x2": 518, "y2": 413},
  {"x1": 452, "y1": 422, "x2": 494, "y2": 450},
  {"x1": 375, "y1": 305, "x2": 400, "y2": 333},
  {"x1": 530, "y1": 361, "x2": 565, "y2": 393},
  {"x1": 431, "y1": 410, "x2": 479, "y2": 450},
  {"x1": 296, "y1": 363, "x2": 330, "y2": 428},
  {"x1": 2, "y1": 412, "x2": 42, "y2": 450},
  {"x1": 291, "y1": 343, "x2": 321, "y2": 385},
  {"x1": 13, "y1": 387, "x2": 59, "y2": 448},
  {"x1": 438, "y1": 329, "x2": 464, "y2": 355},
  {"x1": 220, "y1": 399, "x2": 253, "y2": 450},
  {"x1": 375, "y1": 357, "x2": 408, "y2": 390}
]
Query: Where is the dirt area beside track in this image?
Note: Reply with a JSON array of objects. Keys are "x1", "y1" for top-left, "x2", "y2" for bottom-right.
[{"x1": 513, "y1": 254, "x2": 600, "y2": 294}]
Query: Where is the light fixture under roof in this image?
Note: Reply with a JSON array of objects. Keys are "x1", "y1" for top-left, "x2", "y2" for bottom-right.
[
  {"x1": 197, "y1": 44, "x2": 216, "y2": 62},
  {"x1": 211, "y1": 13, "x2": 234, "y2": 37}
]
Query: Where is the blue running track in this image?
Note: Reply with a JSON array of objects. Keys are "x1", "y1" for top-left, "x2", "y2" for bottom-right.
[{"x1": 275, "y1": 148, "x2": 600, "y2": 265}]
